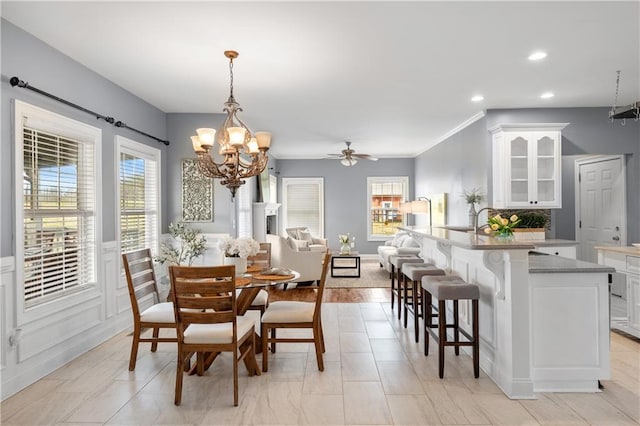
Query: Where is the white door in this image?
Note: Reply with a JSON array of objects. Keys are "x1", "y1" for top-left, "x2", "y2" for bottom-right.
[{"x1": 576, "y1": 156, "x2": 626, "y2": 262}]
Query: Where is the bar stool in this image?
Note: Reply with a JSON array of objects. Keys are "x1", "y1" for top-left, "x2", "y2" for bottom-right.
[
  {"x1": 401, "y1": 263, "x2": 445, "y2": 342},
  {"x1": 422, "y1": 275, "x2": 480, "y2": 379},
  {"x1": 389, "y1": 255, "x2": 425, "y2": 320}
]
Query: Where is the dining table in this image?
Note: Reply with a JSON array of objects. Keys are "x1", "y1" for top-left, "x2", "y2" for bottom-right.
[{"x1": 189, "y1": 265, "x2": 300, "y2": 376}]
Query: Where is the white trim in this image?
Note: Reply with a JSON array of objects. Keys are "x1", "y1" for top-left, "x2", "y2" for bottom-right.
[
  {"x1": 1, "y1": 257, "x2": 15, "y2": 274},
  {"x1": 13, "y1": 100, "x2": 103, "y2": 326},
  {"x1": 574, "y1": 155, "x2": 627, "y2": 260},
  {"x1": 415, "y1": 110, "x2": 486, "y2": 157}
]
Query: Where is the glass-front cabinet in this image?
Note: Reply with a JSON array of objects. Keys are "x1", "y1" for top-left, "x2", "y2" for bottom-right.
[{"x1": 491, "y1": 124, "x2": 568, "y2": 209}]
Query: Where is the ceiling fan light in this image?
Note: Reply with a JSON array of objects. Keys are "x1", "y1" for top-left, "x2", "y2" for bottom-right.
[{"x1": 341, "y1": 158, "x2": 357, "y2": 166}]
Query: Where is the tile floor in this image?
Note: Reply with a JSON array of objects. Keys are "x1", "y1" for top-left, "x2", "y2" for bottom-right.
[{"x1": 2, "y1": 301, "x2": 639, "y2": 425}]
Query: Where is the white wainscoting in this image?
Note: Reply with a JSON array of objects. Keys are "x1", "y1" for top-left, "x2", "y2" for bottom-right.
[{"x1": 1, "y1": 241, "x2": 129, "y2": 400}]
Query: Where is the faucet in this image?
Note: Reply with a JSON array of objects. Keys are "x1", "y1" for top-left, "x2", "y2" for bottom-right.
[{"x1": 474, "y1": 207, "x2": 492, "y2": 234}]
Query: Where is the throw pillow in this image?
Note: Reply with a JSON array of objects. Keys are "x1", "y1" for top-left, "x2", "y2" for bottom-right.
[
  {"x1": 298, "y1": 230, "x2": 313, "y2": 243},
  {"x1": 390, "y1": 231, "x2": 407, "y2": 247},
  {"x1": 287, "y1": 236, "x2": 310, "y2": 251}
]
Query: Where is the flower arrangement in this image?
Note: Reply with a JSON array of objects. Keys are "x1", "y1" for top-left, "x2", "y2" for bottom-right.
[
  {"x1": 338, "y1": 233, "x2": 351, "y2": 245},
  {"x1": 219, "y1": 236, "x2": 260, "y2": 258},
  {"x1": 154, "y1": 222, "x2": 207, "y2": 266},
  {"x1": 462, "y1": 187, "x2": 484, "y2": 205},
  {"x1": 485, "y1": 214, "x2": 521, "y2": 237}
]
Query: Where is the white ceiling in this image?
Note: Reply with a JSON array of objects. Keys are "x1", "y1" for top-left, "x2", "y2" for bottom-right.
[{"x1": 2, "y1": 1, "x2": 639, "y2": 159}]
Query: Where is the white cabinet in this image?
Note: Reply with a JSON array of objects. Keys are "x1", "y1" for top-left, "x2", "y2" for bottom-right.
[
  {"x1": 597, "y1": 248, "x2": 640, "y2": 338},
  {"x1": 534, "y1": 245, "x2": 577, "y2": 259},
  {"x1": 491, "y1": 124, "x2": 568, "y2": 209}
]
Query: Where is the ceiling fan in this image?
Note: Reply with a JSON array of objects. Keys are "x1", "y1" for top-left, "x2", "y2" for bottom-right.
[{"x1": 327, "y1": 141, "x2": 378, "y2": 166}]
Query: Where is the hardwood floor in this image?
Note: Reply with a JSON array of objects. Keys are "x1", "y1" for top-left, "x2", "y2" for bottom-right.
[{"x1": 1, "y1": 289, "x2": 639, "y2": 425}]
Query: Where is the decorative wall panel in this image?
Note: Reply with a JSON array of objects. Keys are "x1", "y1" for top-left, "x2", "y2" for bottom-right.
[{"x1": 182, "y1": 159, "x2": 213, "y2": 222}]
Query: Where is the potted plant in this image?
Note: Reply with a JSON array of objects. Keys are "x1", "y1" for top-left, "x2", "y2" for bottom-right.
[
  {"x1": 462, "y1": 188, "x2": 484, "y2": 227},
  {"x1": 513, "y1": 213, "x2": 547, "y2": 240},
  {"x1": 155, "y1": 222, "x2": 207, "y2": 266},
  {"x1": 485, "y1": 213, "x2": 520, "y2": 238}
]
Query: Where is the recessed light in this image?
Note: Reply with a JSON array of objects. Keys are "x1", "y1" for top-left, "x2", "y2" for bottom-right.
[
  {"x1": 540, "y1": 92, "x2": 554, "y2": 99},
  {"x1": 471, "y1": 95, "x2": 484, "y2": 102},
  {"x1": 528, "y1": 51, "x2": 547, "y2": 61}
]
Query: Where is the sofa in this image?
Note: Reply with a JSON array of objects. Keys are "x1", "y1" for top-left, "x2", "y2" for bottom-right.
[
  {"x1": 377, "y1": 231, "x2": 421, "y2": 272},
  {"x1": 266, "y1": 234, "x2": 326, "y2": 285}
]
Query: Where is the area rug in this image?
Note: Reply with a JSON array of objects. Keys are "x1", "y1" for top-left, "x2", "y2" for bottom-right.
[{"x1": 325, "y1": 258, "x2": 390, "y2": 288}]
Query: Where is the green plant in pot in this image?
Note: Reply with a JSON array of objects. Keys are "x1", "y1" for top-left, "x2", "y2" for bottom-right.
[
  {"x1": 462, "y1": 188, "x2": 484, "y2": 227},
  {"x1": 513, "y1": 213, "x2": 547, "y2": 240}
]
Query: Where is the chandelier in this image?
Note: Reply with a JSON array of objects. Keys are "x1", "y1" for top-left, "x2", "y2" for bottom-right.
[{"x1": 190, "y1": 50, "x2": 271, "y2": 197}]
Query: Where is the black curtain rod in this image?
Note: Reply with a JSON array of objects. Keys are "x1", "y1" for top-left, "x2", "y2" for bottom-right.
[{"x1": 10, "y1": 76, "x2": 170, "y2": 146}]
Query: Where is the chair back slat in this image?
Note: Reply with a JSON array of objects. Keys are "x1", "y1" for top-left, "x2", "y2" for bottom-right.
[
  {"x1": 122, "y1": 249, "x2": 160, "y2": 314},
  {"x1": 170, "y1": 265, "x2": 238, "y2": 337}
]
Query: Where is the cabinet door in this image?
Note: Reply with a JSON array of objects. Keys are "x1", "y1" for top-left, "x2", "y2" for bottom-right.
[
  {"x1": 532, "y1": 132, "x2": 561, "y2": 208},
  {"x1": 506, "y1": 133, "x2": 532, "y2": 207},
  {"x1": 627, "y1": 273, "x2": 640, "y2": 329}
]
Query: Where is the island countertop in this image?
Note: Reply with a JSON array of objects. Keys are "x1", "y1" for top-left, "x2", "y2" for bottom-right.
[
  {"x1": 403, "y1": 226, "x2": 578, "y2": 250},
  {"x1": 528, "y1": 253, "x2": 615, "y2": 274},
  {"x1": 595, "y1": 245, "x2": 640, "y2": 256}
]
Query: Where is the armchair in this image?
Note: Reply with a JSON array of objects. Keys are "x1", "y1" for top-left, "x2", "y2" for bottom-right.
[
  {"x1": 285, "y1": 227, "x2": 327, "y2": 252},
  {"x1": 266, "y1": 234, "x2": 326, "y2": 286}
]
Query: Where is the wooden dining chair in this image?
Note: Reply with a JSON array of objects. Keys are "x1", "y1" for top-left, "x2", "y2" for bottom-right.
[
  {"x1": 170, "y1": 265, "x2": 260, "y2": 406},
  {"x1": 122, "y1": 248, "x2": 177, "y2": 371},
  {"x1": 244, "y1": 242, "x2": 271, "y2": 314},
  {"x1": 261, "y1": 251, "x2": 331, "y2": 372}
]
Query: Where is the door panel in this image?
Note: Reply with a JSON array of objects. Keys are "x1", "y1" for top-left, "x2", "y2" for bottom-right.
[{"x1": 578, "y1": 157, "x2": 624, "y2": 262}]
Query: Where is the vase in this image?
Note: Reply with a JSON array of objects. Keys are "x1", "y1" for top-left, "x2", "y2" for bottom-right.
[
  {"x1": 494, "y1": 231, "x2": 514, "y2": 241},
  {"x1": 340, "y1": 243, "x2": 351, "y2": 255},
  {"x1": 468, "y1": 203, "x2": 477, "y2": 228},
  {"x1": 224, "y1": 256, "x2": 247, "y2": 275}
]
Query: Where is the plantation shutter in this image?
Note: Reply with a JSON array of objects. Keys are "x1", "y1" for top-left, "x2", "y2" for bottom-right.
[
  {"x1": 283, "y1": 178, "x2": 324, "y2": 237},
  {"x1": 119, "y1": 147, "x2": 159, "y2": 255},
  {"x1": 237, "y1": 184, "x2": 253, "y2": 238},
  {"x1": 23, "y1": 127, "x2": 96, "y2": 306}
]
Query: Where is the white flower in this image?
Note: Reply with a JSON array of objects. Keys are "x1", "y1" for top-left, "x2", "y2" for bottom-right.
[
  {"x1": 338, "y1": 234, "x2": 350, "y2": 244},
  {"x1": 219, "y1": 236, "x2": 260, "y2": 258}
]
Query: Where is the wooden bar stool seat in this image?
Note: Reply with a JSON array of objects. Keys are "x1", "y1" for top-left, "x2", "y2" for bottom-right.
[
  {"x1": 389, "y1": 255, "x2": 425, "y2": 320},
  {"x1": 401, "y1": 264, "x2": 445, "y2": 341},
  {"x1": 422, "y1": 275, "x2": 480, "y2": 379}
]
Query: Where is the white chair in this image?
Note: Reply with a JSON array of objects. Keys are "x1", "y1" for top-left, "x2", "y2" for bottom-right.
[
  {"x1": 285, "y1": 227, "x2": 327, "y2": 252},
  {"x1": 266, "y1": 234, "x2": 325, "y2": 289},
  {"x1": 261, "y1": 252, "x2": 331, "y2": 372}
]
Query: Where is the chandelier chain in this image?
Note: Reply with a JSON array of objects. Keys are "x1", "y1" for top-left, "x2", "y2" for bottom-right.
[{"x1": 229, "y1": 57, "x2": 235, "y2": 100}]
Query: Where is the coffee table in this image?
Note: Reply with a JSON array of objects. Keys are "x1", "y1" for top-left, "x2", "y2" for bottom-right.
[{"x1": 331, "y1": 251, "x2": 361, "y2": 278}]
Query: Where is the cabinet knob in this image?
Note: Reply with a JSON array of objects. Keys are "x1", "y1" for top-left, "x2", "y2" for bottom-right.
[
  {"x1": 534, "y1": 201, "x2": 538, "y2": 204},
  {"x1": 530, "y1": 201, "x2": 534, "y2": 204}
]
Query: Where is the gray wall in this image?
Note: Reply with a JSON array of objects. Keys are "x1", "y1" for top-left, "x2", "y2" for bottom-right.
[
  {"x1": 414, "y1": 117, "x2": 490, "y2": 227},
  {"x1": 1, "y1": 19, "x2": 168, "y2": 256},
  {"x1": 277, "y1": 158, "x2": 415, "y2": 255}
]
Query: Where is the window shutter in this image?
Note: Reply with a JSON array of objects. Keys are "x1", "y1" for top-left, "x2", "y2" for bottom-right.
[
  {"x1": 283, "y1": 179, "x2": 323, "y2": 237},
  {"x1": 237, "y1": 184, "x2": 252, "y2": 238},
  {"x1": 23, "y1": 127, "x2": 96, "y2": 306},
  {"x1": 119, "y1": 143, "x2": 159, "y2": 256}
]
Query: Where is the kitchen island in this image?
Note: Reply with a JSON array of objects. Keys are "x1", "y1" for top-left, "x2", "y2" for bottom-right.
[{"x1": 400, "y1": 226, "x2": 612, "y2": 399}]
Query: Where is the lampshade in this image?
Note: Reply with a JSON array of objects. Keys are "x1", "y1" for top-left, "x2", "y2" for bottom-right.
[
  {"x1": 399, "y1": 202, "x2": 412, "y2": 214},
  {"x1": 341, "y1": 158, "x2": 357, "y2": 166},
  {"x1": 411, "y1": 200, "x2": 430, "y2": 214}
]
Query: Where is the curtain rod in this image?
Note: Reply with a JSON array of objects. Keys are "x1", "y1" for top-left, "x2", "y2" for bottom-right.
[{"x1": 10, "y1": 76, "x2": 170, "y2": 146}]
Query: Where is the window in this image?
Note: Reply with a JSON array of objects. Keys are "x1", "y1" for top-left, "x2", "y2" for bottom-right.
[
  {"x1": 282, "y1": 178, "x2": 324, "y2": 237},
  {"x1": 117, "y1": 136, "x2": 161, "y2": 256},
  {"x1": 236, "y1": 182, "x2": 252, "y2": 238},
  {"x1": 367, "y1": 176, "x2": 408, "y2": 240},
  {"x1": 15, "y1": 101, "x2": 101, "y2": 309}
]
